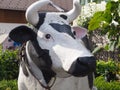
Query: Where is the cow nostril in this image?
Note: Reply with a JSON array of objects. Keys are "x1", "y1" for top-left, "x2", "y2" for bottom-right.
[
  {"x1": 77, "y1": 58, "x2": 88, "y2": 66},
  {"x1": 77, "y1": 56, "x2": 96, "y2": 67},
  {"x1": 68, "y1": 56, "x2": 96, "y2": 77}
]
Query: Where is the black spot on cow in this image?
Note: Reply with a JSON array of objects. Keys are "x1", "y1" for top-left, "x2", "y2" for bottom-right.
[
  {"x1": 28, "y1": 41, "x2": 56, "y2": 84},
  {"x1": 35, "y1": 13, "x2": 46, "y2": 29},
  {"x1": 60, "y1": 14, "x2": 67, "y2": 20},
  {"x1": 50, "y1": 23, "x2": 75, "y2": 39}
]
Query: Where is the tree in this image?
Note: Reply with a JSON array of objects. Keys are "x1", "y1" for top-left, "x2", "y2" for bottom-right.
[{"x1": 88, "y1": 0, "x2": 120, "y2": 51}]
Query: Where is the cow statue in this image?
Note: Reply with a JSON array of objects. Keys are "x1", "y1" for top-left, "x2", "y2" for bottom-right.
[{"x1": 9, "y1": 0, "x2": 97, "y2": 90}]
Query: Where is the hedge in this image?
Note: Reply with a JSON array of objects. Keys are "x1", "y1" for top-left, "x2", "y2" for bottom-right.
[
  {"x1": 0, "y1": 79, "x2": 18, "y2": 90},
  {"x1": 0, "y1": 46, "x2": 19, "y2": 80},
  {"x1": 94, "y1": 76, "x2": 120, "y2": 90}
]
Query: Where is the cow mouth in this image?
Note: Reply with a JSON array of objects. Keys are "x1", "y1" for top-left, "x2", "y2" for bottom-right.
[{"x1": 68, "y1": 56, "x2": 96, "y2": 77}]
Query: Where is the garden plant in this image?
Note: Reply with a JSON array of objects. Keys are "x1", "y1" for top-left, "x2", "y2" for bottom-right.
[{"x1": 0, "y1": 45, "x2": 18, "y2": 90}]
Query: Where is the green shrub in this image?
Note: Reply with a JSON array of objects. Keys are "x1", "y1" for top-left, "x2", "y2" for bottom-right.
[
  {"x1": 0, "y1": 79, "x2": 18, "y2": 90},
  {"x1": 95, "y1": 76, "x2": 120, "y2": 90},
  {"x1": 0, "y1": 46, "x2": 19, "y2": 80},
  {"x1": 96, "y1": 59, "x2": 119, "y2": 76}
]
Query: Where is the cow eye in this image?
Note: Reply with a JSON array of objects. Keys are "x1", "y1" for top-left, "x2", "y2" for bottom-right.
[{"x1": 45, "y1": 34, "x2": 51, "y2": 39}]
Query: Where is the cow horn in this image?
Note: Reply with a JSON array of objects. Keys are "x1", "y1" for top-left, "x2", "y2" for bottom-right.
[
  {"x1": 65, "y1": 0, "x2": 81, "y2": 23},
  {"x1": 26, "y1": 0, "x2": 51, "y2": 26}
]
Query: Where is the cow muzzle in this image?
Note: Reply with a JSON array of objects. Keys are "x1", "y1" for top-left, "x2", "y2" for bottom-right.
[{"x1": 68, "y1": 56, "x2": 96, "y2": 77}]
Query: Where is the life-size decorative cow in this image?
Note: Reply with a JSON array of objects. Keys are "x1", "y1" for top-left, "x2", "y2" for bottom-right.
[{"x1": 9, "y1": 0, "x2": 97, "y2": 90}]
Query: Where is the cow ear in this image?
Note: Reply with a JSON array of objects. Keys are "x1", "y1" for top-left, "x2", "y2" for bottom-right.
[
  {"x1": 72, "y1": 26, "x2": 87, "y2": 39},
  {"x1": 9, "y1": 26, "x2": 34, "y2": 44}
]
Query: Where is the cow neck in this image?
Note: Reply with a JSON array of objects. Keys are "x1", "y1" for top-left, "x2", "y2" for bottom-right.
[
  {"x1": 29, "y1": 40, "x2": 56, "y2": 83},
  {"x1": 20, "y1": 41, "x2": 56, "y2": 90}
]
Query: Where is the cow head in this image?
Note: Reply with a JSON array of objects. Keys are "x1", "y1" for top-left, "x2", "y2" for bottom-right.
[{"x1": 9, "y1": 0, "x2": 96, "y2": 79}]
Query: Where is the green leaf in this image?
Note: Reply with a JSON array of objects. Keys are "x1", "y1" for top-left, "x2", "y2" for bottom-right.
[
  {"x1": 88, "y1": 11, "x2": 104, "y2": 30},
  {"x1": 92, "y1": 46, "x2": 103, "y2": 54},
  {"x1": 103, "y1": 10, "x2": 112, "y2": 23},
  {"x1": 109, "y1": 41, "x2": 117, "y2": 51},
  {"x1": 104, "y1": 44, "x2": 109, "y2": 51},
  {"x1": 106, "y1": 1, "x2": 119, "y2": 12}
]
